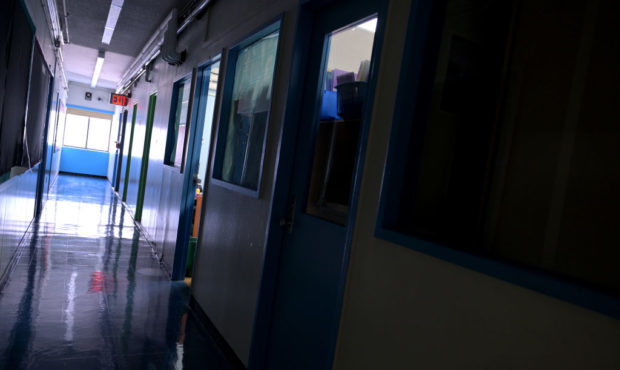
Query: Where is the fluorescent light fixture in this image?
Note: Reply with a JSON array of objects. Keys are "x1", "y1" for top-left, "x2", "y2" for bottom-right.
[
  {"x1": 102, "y1": 0, "x2": 124, "y2": 44},
  {"x1": 91, "y1": 50, "x2": 105, "y2": 88}
]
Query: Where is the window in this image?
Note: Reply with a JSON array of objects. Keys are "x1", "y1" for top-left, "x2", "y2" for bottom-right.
[
  {"x1": 165, "y1": 76, "x2": 192, "y2": 168},
  {"x1": 63, "y1": 112, "x2": 112, "y2": 151},
  {"x1": 306, "y1": 17, "x2": 377, "y2": 225},
  {"x1": 63, "y1": 114, "x2": 89, "y2": 148},
  {"x1": 213, "y1": 22, "x2": 281, "y2": 192},
  {"x1": 87, "y1": 117, "x2": 113, "y2": 151},
  {"x1": 380, "y1": 0, "x2": 620, "y2": 297}
]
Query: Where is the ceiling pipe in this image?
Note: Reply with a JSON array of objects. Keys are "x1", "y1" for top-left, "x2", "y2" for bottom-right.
[
  {"x1": 41, "y1": 0, "x2": 68, "y2": 89},
  {"x1": 177, "y1": 0, "x2": 213, "y2": 34},
  {"x1": 43, "y1": 0, "x2": 62, "y2": 41},
  {"x1": 61, "y1": 0, "x2": 70, "y2": 44},
  {"x1": 117, "y1": 0, "x2": 214, "y2": 93},
  {"x1": 117, "y1": 10, "x2": 174, "y2": 93}
]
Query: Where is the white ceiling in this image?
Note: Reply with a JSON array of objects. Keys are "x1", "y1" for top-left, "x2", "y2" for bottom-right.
[{"x1": 63, "y1": 44, "x2": 133, "y2": 89}]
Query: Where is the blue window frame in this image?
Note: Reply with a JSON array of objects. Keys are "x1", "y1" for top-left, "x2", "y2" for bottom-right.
[
  {"x1": 376, "y1": 0, "x2": 620, "y2": 317},
  {"x1": 164, "y1": 74, "x2": 193, "y2": 170},
  {"x1": 211, "y1": 21, "x2": 281, "y2": 195}
]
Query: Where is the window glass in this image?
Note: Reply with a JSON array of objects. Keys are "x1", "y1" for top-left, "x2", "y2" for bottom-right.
[
  {"x1": 86, "y1": 117, "x2": 111, "y2": 151},
  {"x1": 306, "y1": 17, "x2": 377, "y2": 224},
  {"x1": 63, "y1": 113, "x2": 112, "y2": 151},
  {"x1": 63, "y1": 114, "x2": 88, "y2": 148},
  {"x1": 196, "y1": 63, "x2": 219, "y2": 186},
  {"x1": 215, "y1": 28, "x2": 280, "y2": 190},
  {"x1": 383, "y1": 0, "x2": 620, "y2": 294},
  {"x1": 165, "y1": 78, "x2": 191, "y2": 167}
]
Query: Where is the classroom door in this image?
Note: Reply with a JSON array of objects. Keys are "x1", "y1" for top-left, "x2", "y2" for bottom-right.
[
  {"x1": 134, "y1": 93, "x2": 156, "y2": 221},
  {"x1": 114, "y1": 110, "x2": 128, "y2": 192},
  {"x1": 171, "y1": 61, "x2": 220, "y2": 280},
  {"x1": 122, "y1": 104, "x2": 138, "y2": 202},
  {"x1": 266, "y1": 0, "x2": 385, "y2": 368}
]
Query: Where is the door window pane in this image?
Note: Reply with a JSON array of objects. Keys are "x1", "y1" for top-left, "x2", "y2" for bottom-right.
[
  {"x1": 165, "y1": 77, "x2": 192, "y2": 168},
  {"x1": 306, "y1": 17, "x2": 377, "y2": 225},
  {"x1": 63, "y1": 114, "x2": 88, "y2": 148},
  {"x1": 214, "y1": 26, "x2": 280, "y2": 190},
  {"x1": 196, "y1": 63, "x2": 219, "y2": 187},
  {"x1": 86, "y1": 117, "x2": 111, "y2": 151}
]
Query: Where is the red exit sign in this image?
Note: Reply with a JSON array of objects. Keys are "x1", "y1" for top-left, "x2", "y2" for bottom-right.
[{"x1": 110, "y1": 93, "x2": 128, "y2": 106}]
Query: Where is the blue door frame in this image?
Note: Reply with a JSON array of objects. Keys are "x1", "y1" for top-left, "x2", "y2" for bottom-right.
[
  {"x1": 111, "y1": 111, "x2": 124, "y2": 187},
  {"x1": 249, "y1": 0, "x2": 387, "y2": 368},
  {"x1": 114, "y1": 110, "x2": 128, "y2": 193},
  {"x1": 171, "y1": 58, "x2": 221, "y2": 280}
]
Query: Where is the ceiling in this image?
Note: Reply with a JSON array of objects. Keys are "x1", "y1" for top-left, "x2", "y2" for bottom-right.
[
  {"x1": 58, "y1": 0, "x2": 192, "y2": 89},
  {"x1": 62, "y1": 44, "x2": 133, "y2": 89}
]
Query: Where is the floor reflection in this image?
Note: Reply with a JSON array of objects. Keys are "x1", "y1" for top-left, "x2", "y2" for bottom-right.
[{"x1": 0, "y1": 174, "x2": 233, "y2": 369}]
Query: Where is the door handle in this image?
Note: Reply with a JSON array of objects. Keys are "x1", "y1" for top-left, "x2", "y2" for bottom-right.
[{"x1": 279, "y1": 196, "x2": 296, "y2": 234}]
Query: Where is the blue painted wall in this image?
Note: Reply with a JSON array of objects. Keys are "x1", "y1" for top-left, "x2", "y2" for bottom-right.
[{"x1": 60, "y1": 147, "x2": 109, "y2": 177}]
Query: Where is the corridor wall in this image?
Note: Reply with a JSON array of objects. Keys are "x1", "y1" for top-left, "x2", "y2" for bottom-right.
[
  {"x1": 0, "y1": 0, "x2": 34, "y2": 177},
  {"x1": 113, "y1": 0, "x2": 620, "y2": 369},
  {"x1": 0, "y1": 166, "x2": 38, "y2": 282},
  {"x1": 22, "y1": 0, "x2": 68, "y2": 201},
  {"x1": 117, "y1": 0, "x2": 299, "y2": 365},
  {"x1": 0, "y1": 0, "x2": 68, "y2": 285}
]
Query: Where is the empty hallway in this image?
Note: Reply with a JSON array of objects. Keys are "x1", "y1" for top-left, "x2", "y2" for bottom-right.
[
  {"x1": 0, "y1": 0, "x2": 618, "y2": 368},
  {"x1": 0, "y1": 175, "x2": 234, "y2": 370}
]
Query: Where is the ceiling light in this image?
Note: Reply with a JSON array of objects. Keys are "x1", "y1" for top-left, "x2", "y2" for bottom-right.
[
  {"x1": 102, "y1": 0, "x2": 124, "y2": 44},
  {"x1": 91, "y1": 50, "x2": 105, "y2": 88}
]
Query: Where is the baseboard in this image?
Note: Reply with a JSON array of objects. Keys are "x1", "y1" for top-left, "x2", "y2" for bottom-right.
[
  {"x1": 59, "y1": 171, "x2": 107, "y2": 179},
  {"x1": 189, "y1": 295, "x2": 246, "y2": 370}
]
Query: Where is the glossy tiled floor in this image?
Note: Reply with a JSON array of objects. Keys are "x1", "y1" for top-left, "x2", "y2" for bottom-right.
[{"x1": 0, "y1": 175, "x2": 233, "y2": 370}]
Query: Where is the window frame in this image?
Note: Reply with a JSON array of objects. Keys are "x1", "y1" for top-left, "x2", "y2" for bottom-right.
[
  {"x1": 210, "y1": 19, "x2": 283, "y2": 197},
  {"x1": 374, "y1": 0, "x2": 620, "y2": 318},
  {"x1": 62, "y1": 108, "x2": 113, "y2": 152},
  {"x1": 164, "y1": 72, "x2": 195, "y2": 172}
]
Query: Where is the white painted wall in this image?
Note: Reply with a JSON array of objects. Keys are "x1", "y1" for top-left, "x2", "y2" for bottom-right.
[{"x1": 67, "y1": 81, "x2": 116, "y2": 112}]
